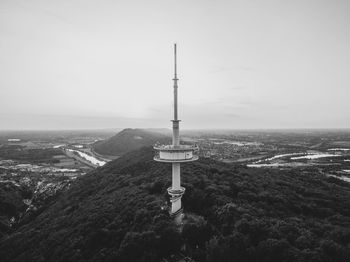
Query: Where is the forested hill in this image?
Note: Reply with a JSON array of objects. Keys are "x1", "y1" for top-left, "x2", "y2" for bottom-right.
[
  {"x1": 1, "y1": 147, "x2": 350, "y2": 262},
  {"x1": 93, "y1": 128, "x2": 170, "y2": 156}
]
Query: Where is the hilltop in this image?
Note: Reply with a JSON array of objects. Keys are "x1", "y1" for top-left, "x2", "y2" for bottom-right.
[
  {"x1": 93, "y1": 128, "x2": 170, "y2": 157},
  {"x1": 0, "y1": 147, "x2": 350, "y2": 262}
]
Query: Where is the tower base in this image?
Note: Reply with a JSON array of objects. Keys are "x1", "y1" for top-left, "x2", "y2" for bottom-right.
[
  {"x1": 170, "y1": 207, "x2": 184, "y2": 225},
  {"x1": 167, "y1": 187, "x2": 185, "y2": 225}
]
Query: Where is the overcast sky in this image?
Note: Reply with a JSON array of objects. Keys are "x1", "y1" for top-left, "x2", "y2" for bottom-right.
[{"x1": 1, "y1": 0, "x2": 349, "y2": 130}]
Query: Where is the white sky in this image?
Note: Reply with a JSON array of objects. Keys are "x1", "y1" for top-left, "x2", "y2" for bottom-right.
[{"x1": 1, "y1": 0, "x2": 349, "y2": 130}]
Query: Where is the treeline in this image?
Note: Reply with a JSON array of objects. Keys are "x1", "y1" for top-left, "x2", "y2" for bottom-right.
[
  {"x1": 0, "y1": 147, "x2": 349, "y2": 261},
  {"x1": 0, "y1": 145, "x2": 62, "y2": 163}
]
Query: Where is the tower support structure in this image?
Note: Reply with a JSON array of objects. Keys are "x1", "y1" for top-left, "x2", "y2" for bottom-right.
[{"x1": 154, "y1": 44, "x2": 198, "y2": 224}]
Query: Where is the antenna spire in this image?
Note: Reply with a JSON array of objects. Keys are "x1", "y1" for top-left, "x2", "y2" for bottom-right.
[
  {"x1": 174, "y1": 43, "x2": 177, "y2": 79},
  {"x1": 173, "y1": 43, "x2": 179, "y2": 123}
]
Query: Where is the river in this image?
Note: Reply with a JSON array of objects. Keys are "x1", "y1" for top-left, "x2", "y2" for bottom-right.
[{"x1": 66, "y1": 149, "x2": 107, "y2": 167}]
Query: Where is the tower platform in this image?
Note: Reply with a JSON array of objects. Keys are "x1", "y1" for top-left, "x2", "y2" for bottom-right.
[
  {"x1": 167, "y1": 186, "x2": 186, "y2": 197},
  {"x1": 153, "y1": 145, "x2": 199, "y2": 162}
]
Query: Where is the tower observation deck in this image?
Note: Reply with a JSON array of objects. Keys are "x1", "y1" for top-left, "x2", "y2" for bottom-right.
[{"x1": 154, "y1": 44, "x2": 199, "y2": 224}]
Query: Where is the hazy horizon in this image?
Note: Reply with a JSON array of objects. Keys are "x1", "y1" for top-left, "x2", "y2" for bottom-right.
[
  {"x1": 1, "y1": 0, "x2": 350, "y2": 130},
  {"x1": 1, "y1": 125, "x2": 350, "y2": 132}
]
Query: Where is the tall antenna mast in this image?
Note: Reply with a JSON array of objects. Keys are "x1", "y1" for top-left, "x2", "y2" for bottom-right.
[
  {"x1": 173, "y1": 43, "x2": 178, "y2": 122},
  {"x1": 154, "y1": 44, "x2": 199, "y2": 225},
  {"x1": 174, "y1": 43, "x2": 177, "y2": 79},
  {"x1": 172, "y1": 43, "x2": 180, "y2": 146}
]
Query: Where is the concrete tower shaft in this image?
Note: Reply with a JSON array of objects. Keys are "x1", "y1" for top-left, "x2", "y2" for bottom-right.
[{"x1": 171, "y1": 44, "x2": 181, "y2": 214}]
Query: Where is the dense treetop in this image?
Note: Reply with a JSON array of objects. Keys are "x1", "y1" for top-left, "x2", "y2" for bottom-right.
[{"x1": 1, "y1": 146, "x2": 350, "y2": 262}]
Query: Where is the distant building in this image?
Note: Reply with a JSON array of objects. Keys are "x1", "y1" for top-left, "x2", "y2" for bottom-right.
[{"x1": 7, "y1": 138, "x2": 21, "y2": 142}]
